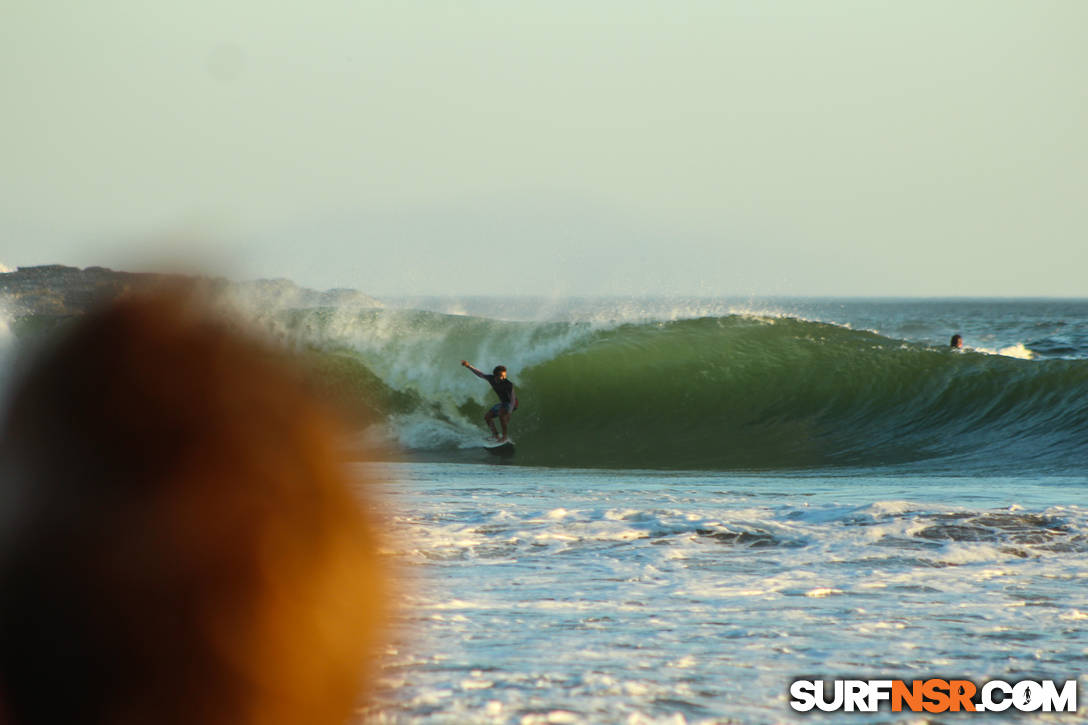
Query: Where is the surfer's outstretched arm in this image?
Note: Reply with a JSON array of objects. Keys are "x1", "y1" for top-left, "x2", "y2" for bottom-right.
[{"x1": 460, "y1": 360, "x2": 489, "y2": 380}]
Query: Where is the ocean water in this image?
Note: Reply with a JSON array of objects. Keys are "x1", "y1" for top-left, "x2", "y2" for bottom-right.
[
  {"x1": 2, "y1": 294, "x2": 1086, "y2": 722},
  {"x1": 324, "y1": 297, "x2": 1087, "y2": 723}
]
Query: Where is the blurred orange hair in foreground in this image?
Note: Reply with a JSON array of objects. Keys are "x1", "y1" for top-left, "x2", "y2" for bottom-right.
[{"x1": 0, "y1": 292, "x2": 386, "y2": 725}]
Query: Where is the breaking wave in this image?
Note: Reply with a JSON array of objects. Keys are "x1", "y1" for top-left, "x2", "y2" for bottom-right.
[{"x1": 267, "y1": 310, "x2": 1088, "y2": 473}]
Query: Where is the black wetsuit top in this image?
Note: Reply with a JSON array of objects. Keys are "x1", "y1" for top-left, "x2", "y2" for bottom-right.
[
  {"x1": 488, "y1": 376, "x2": 514, "y2": 405},
  {"x1": 467, "y1": 366, "x2": 516, "y2": 406}
]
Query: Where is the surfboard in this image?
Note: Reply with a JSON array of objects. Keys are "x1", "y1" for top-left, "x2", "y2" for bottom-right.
[{"x1": 483, "y1": 438, "x2": 515, "y2": 456}]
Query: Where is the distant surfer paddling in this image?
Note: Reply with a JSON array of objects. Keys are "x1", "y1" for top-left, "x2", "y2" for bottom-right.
[{"x1": 461, "y1": 361, "x2": 518, "y2": 442}]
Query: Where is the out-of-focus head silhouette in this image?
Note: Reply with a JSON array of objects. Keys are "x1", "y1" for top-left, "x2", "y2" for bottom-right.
[{"x1": 0, "y1": 291, "x2": 385, "y2": 725}]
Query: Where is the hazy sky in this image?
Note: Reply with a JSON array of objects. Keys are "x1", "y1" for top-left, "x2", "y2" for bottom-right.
[{"x1": 3, "y1": 1, "x2": 1086, "y2": 296}]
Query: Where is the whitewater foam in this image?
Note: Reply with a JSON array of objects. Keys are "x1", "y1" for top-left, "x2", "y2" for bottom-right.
[
  {"x1": 380, "y1": 411, "x2": 482, "y2": 450},
  {"x1": 363, "y1": 463, "x2": 1088, "y2": 724},
  {"x1": 972, "y1": 342, "x2": 1037, "y2": 359},
  {"x1": 266, "y1": 308, "x2": 600, "y2": 402}
]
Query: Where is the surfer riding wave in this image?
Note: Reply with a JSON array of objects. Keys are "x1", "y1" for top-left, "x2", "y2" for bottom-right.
[{"x1": 461, "y1": 360, "x2": 518, "y2": 442}]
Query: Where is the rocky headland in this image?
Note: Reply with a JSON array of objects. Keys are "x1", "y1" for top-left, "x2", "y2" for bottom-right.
[
  {"x1": 0, "y1": 265, "x2": 399, "y2": 430},
  {"x1": 0, "y1": 265, "x2": 381, "y2": 321}
]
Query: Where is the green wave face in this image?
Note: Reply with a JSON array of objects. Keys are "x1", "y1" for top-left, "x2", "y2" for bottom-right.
[{"x1": 511, "y1": 317, "x2": 1088, "y2": 471}]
